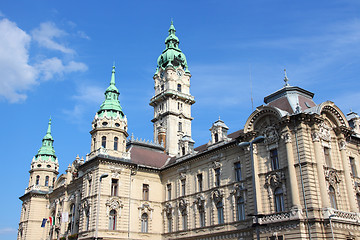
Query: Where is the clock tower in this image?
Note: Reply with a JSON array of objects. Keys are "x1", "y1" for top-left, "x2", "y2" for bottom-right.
[{"x1": 150, "y1": 21, "x2": 195, "y2": 156}]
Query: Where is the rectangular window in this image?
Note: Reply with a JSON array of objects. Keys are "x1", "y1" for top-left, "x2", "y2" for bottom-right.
[
  {"x1": 199, "y1": 210, "x2": 205, "y2": 227},
  {"x1": 234, "y1": 162, "x2": 242, "y2": 181},
  {"x1": 111, "y1": 179, "x2": 118, "y2": 196},
  {"x1": 178, "y1": 122, "x2": 182, "y2": 132},
  {"x1": 324, "y1": 147, "x2": 331, "y2": 167},
  {"x1": 214, "y1": 168, "x2": 221, "y2": 187},
  {"x1": 167, "y1": 184, "x2": 172, "y2": 200},
  {"x1": 181, "y1": 179, "x2": 186, "y2": 196},
  {"x1": 182, "y1": 214, "x2": 187, "y2": 230},
  {"x1": 270, "y1": 149, "x2": 279, "y2": 170},
  {"x1": 88, "y1": 179, "x2": 92, "y2": 196},
  {"x1": 197, "y1": 174, "x2": 203, "y2": 192},
  {"x1": 143, "y1": 184, "x2": 149, "y2": 200},
  {"x1": 168, "y1": 217, "x2": 172, "y2": 232},
  {"x1": 350, "y1": 157, "x2": 357, "y2": 177}
]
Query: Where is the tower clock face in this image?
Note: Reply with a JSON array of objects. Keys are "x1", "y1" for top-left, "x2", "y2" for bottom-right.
[{"x1": 177, "y1": 70, "x2": 182, "y2": 77}]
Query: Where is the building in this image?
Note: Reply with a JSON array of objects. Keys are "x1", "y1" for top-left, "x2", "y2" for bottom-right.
[{"x1": 18, "y1": 22, "x2": 360, "y2": 240}]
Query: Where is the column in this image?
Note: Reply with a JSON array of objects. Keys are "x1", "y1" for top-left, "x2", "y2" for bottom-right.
[
  {"x1": 312, "y1": 130, "x2": 331, "y2": 208},
  {"x1": 282, "y1": 130, "x2": 300, "y2": 207},
  {"x1": 338, "y1": 136, "x2": 358, "y2": 212}
]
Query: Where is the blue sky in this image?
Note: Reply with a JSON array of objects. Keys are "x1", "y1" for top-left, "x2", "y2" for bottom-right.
[{"x1": 1, "y1": 0, "x2": 360, "y2": 239}]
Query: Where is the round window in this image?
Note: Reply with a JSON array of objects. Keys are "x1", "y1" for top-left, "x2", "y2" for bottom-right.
[
  {"x1": 102, "y1": 122, "x2": 108, "y2": 126},
  {"x1": 115, "y1": 123, "x2": 120, "y2": 127}
]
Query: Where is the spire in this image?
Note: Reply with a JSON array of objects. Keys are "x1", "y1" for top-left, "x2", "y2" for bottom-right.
[
  {"x1": 35, "y1": 118, "x2": 56, "y2": 162},
  {"x1": 97, "y1": 65, "x2": 124, "y2": 118},
  {"x1": 155, "y1": 20, "x2": 190, "y2": 74},
  {"x1": 284, "y1": 69, "x2": 290, "y2": 87}
]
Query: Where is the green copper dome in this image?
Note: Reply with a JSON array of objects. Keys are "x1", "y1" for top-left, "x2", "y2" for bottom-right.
[
  {"x1": 35, "y1": 118, "x2": 57, "y2": 162},
  {"x1": 155, "y1": 21, "x2": 190, "y2": 74},
  {"x1": 97, "y1": 65, "x2": 124, "y2": 118}
]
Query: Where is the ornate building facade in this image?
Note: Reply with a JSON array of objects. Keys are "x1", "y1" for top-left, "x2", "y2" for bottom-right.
[{"x1": 18, "y1": 22, "x2": 360, "y2": 240}]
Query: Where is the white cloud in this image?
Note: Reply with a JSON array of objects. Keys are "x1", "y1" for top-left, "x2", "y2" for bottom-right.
[
  {"x1": 0, "y1": 227, "x2": 17, "y2": 234},
  {"x1": 36, "y1": 57, "x2": 87, "y2": 81},
  {"x1": 31, "y1": 22, "x2": 75, "y2": 54},
  {"x1": 0, "y1": 18, "x2": 88, "y2": 102},
  {"x1": 77, "y1": 31, "x2": 90, "y2": 40},
  {"x1": 62, "y1": 84, "x2": 104, "y2": 124},
  {"x1": 0, "y1": 18, "x2": 37, "y2": 102}
]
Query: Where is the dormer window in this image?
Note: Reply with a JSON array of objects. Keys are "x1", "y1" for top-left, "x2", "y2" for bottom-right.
[{"x1": 214, "y1": 133, "x2": 219, "y2": 143}]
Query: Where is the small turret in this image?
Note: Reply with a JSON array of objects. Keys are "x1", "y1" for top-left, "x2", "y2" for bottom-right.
[
  {"x1": 27, "y1": 118, "x2": 59, "y2": 193},
  {"x1": 90, "y1": 65, "x2": 129, "y2": 159}
]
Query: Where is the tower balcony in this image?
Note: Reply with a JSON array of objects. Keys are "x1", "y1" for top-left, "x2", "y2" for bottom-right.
[{"x1": 149, "y1": 89, "x2": 195, "y2": 106}]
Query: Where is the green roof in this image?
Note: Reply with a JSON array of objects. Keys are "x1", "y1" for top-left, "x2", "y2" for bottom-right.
[
  {"x1": 97, "y1": 65, "x2": 124, "y2": 118},
  {"x1": 35, "y1": 118, "x2": 57, "y2": 162},
  {"x1": 155, "y1": 21, "x2": 190, "y2": 74}
]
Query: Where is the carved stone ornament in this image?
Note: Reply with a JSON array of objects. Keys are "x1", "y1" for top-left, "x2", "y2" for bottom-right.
[
  {"x1": 213, "y1": 160, "x2": 222, "y2": 169},
  {"x1": 179, "y1": 172, "x2": 186, "y2": 180},
  {"x1": 263, "y1": 126, "x2": 279, "y2": 144},
  {"x1": 281, "y1": 132, "x2": 292, "y2": 144},
  {"x1": 265, "y1": 172, "x2": 285, "y2": 189},
  {"x1": 231, "y1": 183, "x2": 245, "y2": 198},
  {"x1": 355, "y1": 182, "x2": 360, "y2": 194},
  {"x1": 194, "y1": 194, "x2": 205, "y2": 209},
  {"x1": 81, "y1": 199, "x2": 90, "y2": 215},
  {"x1": 311, "y1": 131, "x2": 320, "y2": 142},
  {"x1": 325, "y1": 169, "x2": 341, "y2": 187},
  {"x1": 339, "y1": 140, "x2": 347, "y2": 150},
  {"x1": 212, "y1": 189, "x2": 224, "y2": 203},
  {"x1": 178, "y1": 198, "x2": 187, "y2": 214},
  {"x1": 318, "y1": 122, "x2": 332, "y2": 142},
  {"x1": 106, "y1": 198, "x2": 123, "y2": 211},
  {"x1": 164, "y1": 203, "x2": 173, "y2": 217}
]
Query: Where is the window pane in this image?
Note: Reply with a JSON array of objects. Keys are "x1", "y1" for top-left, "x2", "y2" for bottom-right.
[
  {"x1": 234, "y1": 162, "x2": 242, "y2": 181},
  {"x1": 167, "y1": 184, "x2": 172, "y2": 200},
  {"x1": 215, "y1": 168, "x2": 220, "y2": 187},
  {"x1": 270, "y1": 149, "x2": 279, "y2": 170},
  {"x1": 102, "y1": 136, "x2": 106, "y2": 148},
  {"x1": 181, "y1": 179, "x2": 186, "y2": 196},
  {"x1": 197, "y1": 174, "x2": 203, "y2": 192},
  {"x1": 114, "y1": 137, "x2": 118, "y2": 151},
  {"x1": 143, "y1": 184, "x2": 149, "y2": 200}
]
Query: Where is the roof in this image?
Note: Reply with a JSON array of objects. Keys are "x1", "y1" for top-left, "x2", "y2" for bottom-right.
[{"x1": 129, "y1": 145, "x2": 169, "y2": 169}]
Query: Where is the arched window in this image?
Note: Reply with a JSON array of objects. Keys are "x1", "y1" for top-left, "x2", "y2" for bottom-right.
[
  {"x1": 141, "y1": 213, "x2": 148, "y2": 233},
  {"x1": 102, "y1": 136, "x2": 106, "y2": 148},
  {"x1": 109, "y1": 210, "x2": 116, "y2": 230},
  {"x1": 274, "y1": 188, "x2": 285, "y2": 212},
  {"x1": 329, "y1": 186, "x2": 337, "y2": 209},
  {"x1": 45, "y1": 176, "x2": 49, "y2": 186},
  {"x1": 236, "y1": 197, "x2": 245, "y2": 221},
  {"x1": 36, "y1": 175, "x2": 40, "y2": 185},
  {"x1": 114, "y1": 137, "x2": 118, "y2": 151},
  {"x1": 52, "y1": 177, "x2": 55, "y2": 187},
  {"x1": 357, "y1": 194, "x2": 360, "y2": 211},
  {"x1": 216, "y1": 201, "x2": 224, "y2": 224},
  {"x1": 177, "y1": 84, "x2": 182, "y2": 92},
  {"x1": 93, "y1": 137, "x2": 96, "y2": 150},
  {"x1": 214, "y1": 133, "x2": 219, "y2": 142}
]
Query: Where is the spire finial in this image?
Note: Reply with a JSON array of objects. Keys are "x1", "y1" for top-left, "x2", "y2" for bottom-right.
[
  {"x1": 47, "y1": 117, "x2": 52, "y2": 135},
  {"x1": 284, "y1": 68, "x2": 290, "y2": 87},
  {"x1": 110, "y1": 64, "x2": 116, "y2": 85}
]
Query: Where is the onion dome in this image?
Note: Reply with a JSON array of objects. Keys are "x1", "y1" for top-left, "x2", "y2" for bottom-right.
[
  {"x1": 97, "y1": 65, "x2": 125, "y2": 118},
  {"x1": 155, "y1": 21, "x2": 190, "y2": 74},
  {"x1": 35, "y1": 118, "x2": 57, "y2": 162}
]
